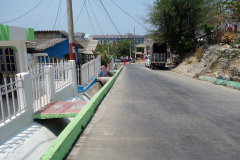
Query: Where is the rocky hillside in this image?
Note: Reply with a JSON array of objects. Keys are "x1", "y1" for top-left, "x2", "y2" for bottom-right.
[{"x1": 173, "y1": 43, "x2": 240, "y2": 81}]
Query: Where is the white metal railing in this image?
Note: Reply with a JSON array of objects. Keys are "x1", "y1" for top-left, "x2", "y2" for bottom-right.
[
  {"x1": 29, "y1": 63, "x2": 50, "y2": 112},
  {"x1": 80, "y1": 55, "x2": 101, "y2": 87},
  {"x1": 0, "y1": 74, "x2": 24, "y2": 124},
  {"x1": 54, "y1": 61, "x2": 72, "y2": 91}
]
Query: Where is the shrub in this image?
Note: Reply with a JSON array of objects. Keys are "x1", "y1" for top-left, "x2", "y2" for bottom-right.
[
  {"x1": 210, "y1": 60, "x2": 219, "y2": 69},
  {"x1": 195, "y1": 46, "x2": 203, "y2": 60},
  {"x1": 223, "y1": 28, "x2": 237, "y2": 44},
  {"x1": 184, "y1": 58, "x2": 192, "y2": 64},
  {"x1": 213, "y1": 31, "x2": 223, "y2": 44}
]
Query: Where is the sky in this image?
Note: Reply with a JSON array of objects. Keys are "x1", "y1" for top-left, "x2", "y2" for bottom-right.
[{"x1": 0, "y1": 0, "x2": 155, "y2": 36}]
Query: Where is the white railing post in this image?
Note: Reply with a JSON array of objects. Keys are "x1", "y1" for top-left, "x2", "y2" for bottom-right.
[
  {"x1": 46, "y1": 66, "x2": 55, "y2": 101},
  {"x1": 88, "y1": 62, "x2": 90, "y2": 82},
  {"x1": 17, "y1": 72, "x2": 33, "y2": 124},
  {"x1": 94, "y1": 59, "x2": 96, "y2": 77},
  {"x1": 69, "y1": 60, "x2": 78, "y2": 97},
  {"x1": 81, "y1": 64, "x2": 83, "y2": 85}
]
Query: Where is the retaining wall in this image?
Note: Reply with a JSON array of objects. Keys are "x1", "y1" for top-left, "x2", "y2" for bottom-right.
[{"x1": 40, "y1": 66, "x2": 123, "y2": 160}]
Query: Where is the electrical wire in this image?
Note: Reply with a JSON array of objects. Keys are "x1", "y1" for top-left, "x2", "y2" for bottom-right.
[
  {"x1": 74, "y1": 0, "x2": 87, "y2": 26},
  {"x1": 57, "y1": 0, "x2": 63, "y2": 30},
  {"x1": 93, "y1": 0, "x2": 115, "y2": 30},
  {"x1": 1, "y1": 0, "x2": 44, "y2": 24},
  {"x1": 61, "y1": 11, "x2": 67, "y2": 30},
  {"x1": 35, "y1": 0, "x2": 53, "y2": 29},
  {"x1": 53, "y1": 0, "x2": 62, "y2": 30},
  {"x1": 88, "y1": 0, "x2": 104, "y2": 35},
  {"x1": 99, "y1": 0, "x2": 121, "y2": 35},
  {"x1": 111, "y1": 0, "x2": 147, "y2": 30},
  {"x1": 84, "y1": 1, "x2": 96, "y2": 35}
]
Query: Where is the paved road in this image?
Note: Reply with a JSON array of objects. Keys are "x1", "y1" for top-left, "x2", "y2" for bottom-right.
[{"x1": 67, "y1": 64, "x2": 240, "y2": 160}]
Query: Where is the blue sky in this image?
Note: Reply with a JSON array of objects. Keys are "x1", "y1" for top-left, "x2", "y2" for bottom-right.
[{"x1": 0, "y1": 0, "x2": 154, "y2": 35}]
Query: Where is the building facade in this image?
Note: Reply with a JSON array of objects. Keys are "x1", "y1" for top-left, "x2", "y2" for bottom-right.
[{"x1": 91, "y1": 33, "x2": 145, "y2": 44}]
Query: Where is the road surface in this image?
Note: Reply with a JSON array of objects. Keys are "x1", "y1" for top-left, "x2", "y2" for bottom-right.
[{"x1": 67, "y1": 64, "x2": 240, "y2": 160}]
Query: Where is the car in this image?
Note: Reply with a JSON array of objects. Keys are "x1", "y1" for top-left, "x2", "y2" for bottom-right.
[
  {"x1": 115, "y1": 58, "x2": 122, "y2": 62},
  {"x1": 145, "y1": 55, "x2": 150, "y2": 67}
]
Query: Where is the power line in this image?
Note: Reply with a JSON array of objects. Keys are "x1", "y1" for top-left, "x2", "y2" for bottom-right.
[
  {"x1": 84, "y1": 1, "x2": 96, "y2": 35},
  {"x1": 111, "y1": 0, "x2": 147, "y2": 30},
  {"x1": 74, "y1": 0, "x2": 87, "y2": 26},
  {"x1": 53, "y1": 0, "x2": 62, "y2": 30},
  {"x1": 88, "y1": 0, "x2": 104, "y2": 35},
  {"x1": 35, "y1": 0, "x2": 53, "y2": 29},
  {"x1": 61, "y1": 11, "x2": 67, "y2": 30},
  {"x1": 57, "y1": 1, "x2": 62, "y2": 30},
  {"x1": 93, "y1": 0, "x2": 116, "y2": 32},
  {"x1": 1, "y1": 0, "x2": 44, "y2": 24},
  {"x1": 99, "y1": 0, "x2": 121, "y2": 35},
  {"x1": 57, "y1": 0, "x2": 63, "y2": 30}
]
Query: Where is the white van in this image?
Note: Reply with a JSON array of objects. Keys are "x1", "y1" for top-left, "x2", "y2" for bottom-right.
[{"x1": 145, "y1": 55, "x2": 150, "y2": 67}]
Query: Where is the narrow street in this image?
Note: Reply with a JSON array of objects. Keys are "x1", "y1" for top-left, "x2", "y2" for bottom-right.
[{"x1": 67, "y1": 64, "x2": 240, "y2": 160}]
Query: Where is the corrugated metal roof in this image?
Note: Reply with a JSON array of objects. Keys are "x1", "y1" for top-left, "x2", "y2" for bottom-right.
[
  {"x1": 77, "y1": 40, "x2": 98, "y2": 54},
  {"x1": 27, "y1": 38, "x2": 67, "y2": 51},
  {"x1": 35, "y1": 30, "x2": 68, "y2": 37}
]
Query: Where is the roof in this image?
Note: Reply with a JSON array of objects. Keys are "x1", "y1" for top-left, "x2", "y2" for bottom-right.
[
  {"x1": 27, "y1": 38, "x2": 67, "y2": 51},
  {"x1": 34, "y1": 30, "x2": 68, "y2": 37},
  {"x1": 77, "y1": 40, "x2": 98, "y2": 54}
]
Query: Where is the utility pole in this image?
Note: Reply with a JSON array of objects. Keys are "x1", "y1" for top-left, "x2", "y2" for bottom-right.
[
  {"x1": 108, "y1": 40, "x2": 109, "y2": 55},
  {"x1": 66, "y1": 0, "x2": 76, "y2": 61},
  {"x1": 134, "y1": 27, "x2": 136, "y2": 59},
  {"x1": 130, "y1": 44, "x2": 131, "y2": 58}
]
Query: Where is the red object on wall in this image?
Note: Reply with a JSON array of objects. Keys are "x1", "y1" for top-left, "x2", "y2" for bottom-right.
[{"x1": 69, "y1": 43, "x2": 76, "y2": 61}]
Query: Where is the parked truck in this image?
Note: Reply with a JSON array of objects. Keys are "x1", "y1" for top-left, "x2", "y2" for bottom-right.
[{"x1": 145, "y1": 43, "x2": 167, "y2": 69}]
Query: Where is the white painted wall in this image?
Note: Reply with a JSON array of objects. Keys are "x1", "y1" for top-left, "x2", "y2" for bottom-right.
[
  {"x1": 0, "y1": 72, "x2": 33, "y2": 143},
  {"x1": 9, "y1": 26, "x2": 26, "y2": 41}
]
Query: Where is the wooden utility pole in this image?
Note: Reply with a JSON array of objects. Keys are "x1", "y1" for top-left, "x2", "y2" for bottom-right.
[
  {"x1": 66, "y1": 0, "x2": 76, "y2": 61},
  {"x1": 134, "y1": 27, "x2": 136, "y2": 59}
]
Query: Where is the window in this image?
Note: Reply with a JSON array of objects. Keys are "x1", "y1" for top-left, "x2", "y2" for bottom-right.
[{"x1": 0, "y1": 47, "x2": 17, "y2": 75}]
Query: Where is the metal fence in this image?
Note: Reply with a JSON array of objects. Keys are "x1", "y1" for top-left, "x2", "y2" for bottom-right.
[
  {"x1": 79, "y1": 55, "x2": 101, "y2": 87},
  {"x1": 0, "y1": 74, "x2": 24, "y2": 124},
  {"x1": 53, "y1": 61, "x2": 73, "y2": 92},
  {"x1": 29, "y1": 63, "x2": 50, "y2": 112}
]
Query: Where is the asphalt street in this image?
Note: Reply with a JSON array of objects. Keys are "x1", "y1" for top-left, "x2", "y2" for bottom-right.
[{"x1": 67, "y1": 64, "x2": 240, "y2": 160}]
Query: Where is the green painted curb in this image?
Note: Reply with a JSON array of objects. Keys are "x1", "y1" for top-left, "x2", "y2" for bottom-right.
[
  {"x1": 199, "y1": 76, "x2": 240, "y2": 89},
  {"x1": 34, "y1": 113, "x2": 78, "y2": 119},
  {"x1": 39, "y1": 66, "x2": 123, "y2": 160}
]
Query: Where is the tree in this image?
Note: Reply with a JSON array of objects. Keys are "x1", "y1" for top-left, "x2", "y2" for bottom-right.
[
  {"x1": 144, "y1": 0, "x2": 216, "y2": 58},
  {"x1": 95, "y1": 40, "x2": 134, "y2": 58},
  {"x1": 115, "y1": 40, "x2": 134, "y2": 57},
  {"x1": 216, "y1": 0, "x2": 240, "y2": 22}
]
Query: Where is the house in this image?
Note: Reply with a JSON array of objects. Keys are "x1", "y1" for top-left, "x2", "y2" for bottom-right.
[
  {"x1": 27, "y1": 30, "x2": 82, "y2": 64},
  {"x1": 0, "y1": 24, "x2": 34, "y2": 84},
  {"x1": 26, "y1": 31, "x2": 99, "y2": 65},
  {"x1": 77, "y1": 39, "x2": 98, "y2": 64}
]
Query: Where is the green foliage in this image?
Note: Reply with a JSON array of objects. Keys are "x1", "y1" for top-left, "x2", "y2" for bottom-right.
[
  {"x1": 145, "y1": 0, "x2": 215, "y2": 58},
  {"x1": 195, "y1": 46, "x2": 203, "y2": 60},
  {"x1": 216, "y1": 0, "x2": 240, "y2": 21},
  {"x1": 95, "y1": 40, "x2": 134, "y2": 58},
  {"x1": 184, "y1": 58, "x2": 192, "y2": 64},
  {"x1": 198, "y1": 22, "x2": 215, "y2": 43},
  {"x1": 101, "y1": 50, "x2": 111, "y2": 66},
  {"x1": 211, "y1": 59, "x2": 219, "y2": 69}
]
